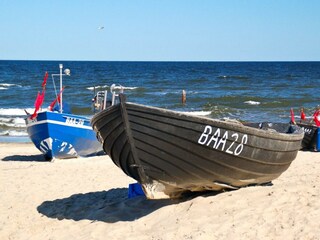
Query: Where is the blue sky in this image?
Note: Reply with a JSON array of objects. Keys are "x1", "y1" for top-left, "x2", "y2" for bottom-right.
[{"x1": 1, "y1": 0, "x2": 319, "y2": 61}]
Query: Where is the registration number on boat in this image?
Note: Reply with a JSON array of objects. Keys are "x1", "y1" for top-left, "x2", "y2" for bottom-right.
[
  {"x1": 65, "y1": 117, "x2": 84, "y2": 125},
  {"x1": 198, "y1": 125, "x2": 248, "y2": 156},
  {"x1": 301, "y1": 126, "x2": 312, "y2": 135}
]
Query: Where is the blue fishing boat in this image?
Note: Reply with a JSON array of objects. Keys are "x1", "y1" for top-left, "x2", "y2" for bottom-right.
[{"x1": 25, "y1": 64, "x2": 102, "y2": 160}]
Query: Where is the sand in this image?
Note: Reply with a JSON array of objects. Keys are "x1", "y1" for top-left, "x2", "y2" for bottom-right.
[{"x1": 1, "y1": 142, "x2": 320, "y2": 240}]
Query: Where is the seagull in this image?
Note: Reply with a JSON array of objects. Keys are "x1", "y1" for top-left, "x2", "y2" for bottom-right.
[{"x1": 98, "y1": 26, "x2": 104, "y2": 30}]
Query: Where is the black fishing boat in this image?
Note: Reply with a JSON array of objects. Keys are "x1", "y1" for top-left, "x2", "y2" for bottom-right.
[
  {"x1": 290, "y1": 108, "x2": 318, "y2": 150},
  {"x1": 296, "y1": 123, "x2": 318, "y2": 150},
  {"x1": 91, "y1": 95, "x2": 304, "y2": 199}
]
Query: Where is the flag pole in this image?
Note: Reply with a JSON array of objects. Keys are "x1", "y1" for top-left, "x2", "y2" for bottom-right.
[{"x1": 59, "y1": 64, "x2": 63, "y2": 113}]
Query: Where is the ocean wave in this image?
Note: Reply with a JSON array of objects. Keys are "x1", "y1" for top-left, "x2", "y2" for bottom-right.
[
  {"x1": 119, "y1": 86, "x2": 138, "y2": 90},
  {"x1": 183, "y1": 111, "x2": 211, "y2": 116},
  {"x1": 0, "y1": 130, "x2": 28, "y2": 136},
  {"x1": 279, "y1": 114, "x2": 313, "y2": 120},
  {"x1": 244, "y1": 100, "x2": 261, "y2": 105},
  {"x1": 0, "y1": 117, "x2": 26, "y2": 128},
  {"x1": 0, "y1": 83, "x2": 14, "y2": 87},
  {"x1": 87, "y1": 85, "x2": 109, "y2": 91},
  {"x1": 217, "y1": 75, "x2": 250, "y2": 80},
  {"x1": 87, "y1": 85, "x2": 138, "y2": 91},
  {"x1": 0, "y1": 87, "x2": 8, "y2": 90},
  {"x1": 0, "y1": 83, "x2": 22, "y2": 88},
  {"x1": 0, "y1": 108, "x2": 34, "y2": 116}
]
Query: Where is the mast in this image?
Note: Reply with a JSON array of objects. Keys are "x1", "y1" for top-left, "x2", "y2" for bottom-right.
[{"x1": 59, "y1": 64, "x2": 63, "y2": 113}]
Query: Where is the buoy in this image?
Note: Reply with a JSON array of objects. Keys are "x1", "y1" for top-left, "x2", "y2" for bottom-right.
[{"x1": 182, "y1": 90, "x2": 186, "y2": 104}]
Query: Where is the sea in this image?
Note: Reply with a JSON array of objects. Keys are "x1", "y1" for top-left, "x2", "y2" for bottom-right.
[{"x1": 1, "y1": 60, "x2": 320, "y2": 142}]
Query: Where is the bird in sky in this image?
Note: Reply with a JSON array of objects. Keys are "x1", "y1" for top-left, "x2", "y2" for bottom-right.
[{"x1": 98, "y1": 26, "x2": 104, "y2": 30}]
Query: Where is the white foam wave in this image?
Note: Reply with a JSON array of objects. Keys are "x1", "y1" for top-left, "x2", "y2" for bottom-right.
[
  {"x1": 281, "y1": 114, "x2": 313, "y2": 120},
  {"x1": 87, "y1": 85, "x2": 138, "y2": 91},
  {"x1": 0, "y1": 108, "x2": 34, "y2": 116},
  {"x1": 0, "y1": 83, "x2": 22, "y2": 88},
  {"x1": 117, "y1": 86, "x2": 138, "y2": 90},
  {"x1": 0, "y1": 87, "x2": 8, "y2": 90},
  {"x1": 244, "y1": 100, "x2": 261, "y2": 105},
  {"x1": 0, "y1": 130, "x2": 9, "y2": 136},
  {"x1": 9, "y1": 130, "x2": 28, "y2": 136},
  {"x1": 184, "y1": 111, "x2": 211, "y2": 116},
  {"x1": 0, "y1": 83, "x2": 14, "y2": 87},
  {"x1": 0, "y1": 130, "x2": 28, "y2": 136},
  {"x1": 87, "y1": 85, "x2": 109, "y2": 91},
  {"x1": 0, "y1": 117, "x2": 26, "y2": 128}
]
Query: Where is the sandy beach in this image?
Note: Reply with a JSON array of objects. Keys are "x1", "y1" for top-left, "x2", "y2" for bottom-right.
[{"x1": 1, "y1": 142, "x2": 320, "y2": 240}]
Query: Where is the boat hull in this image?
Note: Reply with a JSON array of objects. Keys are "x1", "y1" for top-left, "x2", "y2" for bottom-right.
[
  {"x1": 296, "y1": 122, "x2": 318, "y2": 150},
  {"x1": 26, "y1": 111, "x2": 102, "y2": 160},
  {"x1": 91, "y1": 96, "x2": 304, "y2": 199}
]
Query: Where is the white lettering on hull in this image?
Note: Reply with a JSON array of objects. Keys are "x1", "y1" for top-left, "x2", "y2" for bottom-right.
[
  {"x1": 65, "y1": 117, "x2": 84, "y2": 126},
  {"x1": 198, "y1": 125, "x2": 248, "y2": 156}
]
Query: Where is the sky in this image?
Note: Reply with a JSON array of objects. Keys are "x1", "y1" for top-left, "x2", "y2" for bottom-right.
[{"x1": 1, "y1": 0, "x2": 320, "y2": 61}]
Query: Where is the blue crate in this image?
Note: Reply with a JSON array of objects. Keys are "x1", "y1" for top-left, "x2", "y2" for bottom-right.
[{"x1": 128, "y1": 183, "x2": 145, "y2": 198}]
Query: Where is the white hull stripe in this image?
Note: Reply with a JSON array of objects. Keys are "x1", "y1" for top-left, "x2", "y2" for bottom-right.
[{"x1": 26, "y1": 119, "x2": 93, "y2": 130}]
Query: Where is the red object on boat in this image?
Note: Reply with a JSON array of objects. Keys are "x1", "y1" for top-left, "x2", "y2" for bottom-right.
[
  {"x1": 313, "y1": 110, "x2": 320, "y2": 126},
  {"x1": 49, "y1": 87, "x2": 64, "y2": 111},
  {"x1": 31, "y1": 91, "x2": 45, "y2": 119},
  {"x1": 41, "y1": 72, "x2": 48, "y2": 88},
  {"x1": 30, "y1": 72, "x2": 48, "y2": 119},
  {"x1": 300, "y1": 110, "x2": 306, "y2": 120},
  {"x1": 290, "y1": 108, "x2": 295, "y2": 124}
]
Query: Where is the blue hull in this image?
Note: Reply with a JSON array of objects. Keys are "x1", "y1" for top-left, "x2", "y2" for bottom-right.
[{"x1": 26, "y1": 111, "x2": 102, "y2": 160}]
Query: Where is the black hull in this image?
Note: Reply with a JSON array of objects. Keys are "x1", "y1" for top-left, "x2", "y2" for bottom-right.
[
  {"x1": 91, "y1": 95, "x2": 304, "y2": 199},
  {"x1": 297, "y1": 122, "x2": 318, "y2": 150}
]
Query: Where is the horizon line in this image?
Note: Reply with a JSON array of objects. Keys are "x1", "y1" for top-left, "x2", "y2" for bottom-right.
[{"x1": 1, "y1": 59, "x2": 320, "y2": 63}]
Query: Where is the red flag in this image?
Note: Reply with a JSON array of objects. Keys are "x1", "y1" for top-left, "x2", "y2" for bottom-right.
[
  {"x1": 313, "y1": 110, "x2": 320, "y2": 126},
  {"x1": 41, "y1": 72, "x2": 48, "y2": 88},
  {"x1": 300, "y1": 108, "x2": 306, "y2": 121},
  {"x1": 33, "y1": 91, "x2": 40, "y2": 108},
  {"x1": 31, "y1": 90, "x2": 45, "y2": 119},
  {"x1": 49, "y1": 87, "x2": 64, "y2": 111},
  {"x1": 37, "y1": 91, "x2": 45, "y2": 108},
  {"x1": 30, "y1": 72, "x2": 48, "y2": 119},
  {"x1": 290, "y1": 108, "x2": 295, "y2": 124}
]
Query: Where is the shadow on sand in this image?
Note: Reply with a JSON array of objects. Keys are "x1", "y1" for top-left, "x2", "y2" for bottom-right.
[
  {"x1": 1, "y1": 152, "x2": 106, "y2": 162},
  {"x1": 2, "y1": 154, "x2": 46, "y2": 162},
  {"x1": 37, "y1": 188, "x2": 181, "y2": 223},
  {"x1": 37, "y1": 184, "x2": 273, "y2": 223}
]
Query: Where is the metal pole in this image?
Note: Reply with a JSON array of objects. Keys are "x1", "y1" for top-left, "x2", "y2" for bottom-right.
[
  {"x1": 93, "y1": 86, "x2": 96, "y2": 113},
  {"x1": 103, "y1": 90, "x2": 108, "y2": 110},
  {"x1": 59, "y1": 64, "x2": 63, "y2": 113}
]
